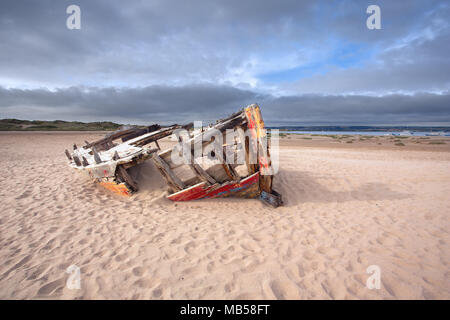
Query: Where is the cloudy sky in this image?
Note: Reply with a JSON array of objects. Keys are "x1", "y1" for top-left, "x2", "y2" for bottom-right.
[{"x1": 0, "y1": 0, "x2": 449, "y2": 125}]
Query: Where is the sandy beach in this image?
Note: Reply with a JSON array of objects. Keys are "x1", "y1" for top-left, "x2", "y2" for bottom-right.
[{"x1": 0, "y1": 131, "x2": 449, "y2": 299}]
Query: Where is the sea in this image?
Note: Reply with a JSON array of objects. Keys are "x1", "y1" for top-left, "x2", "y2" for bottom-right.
[{"x1": 274, "y1": 131, "x2": 450, "y2": 137}]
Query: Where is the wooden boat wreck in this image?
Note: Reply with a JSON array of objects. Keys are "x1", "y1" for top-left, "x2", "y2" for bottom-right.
[
  {"x1": 65, "y1": 104, "x2": 282, "y2": 207},
  {"x1": 65, "y1": 123, "x2": 192, "y2": 196},
  {"x1": 151, "y1": 104, "x2": 283, "y2": 207}
]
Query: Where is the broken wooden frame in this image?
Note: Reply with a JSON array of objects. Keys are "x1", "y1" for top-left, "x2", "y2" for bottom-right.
[
  {"x1": 152, "y1": 104, "x2": 283, "y2": 207},
  {"x1": 65, "y1": 104, "x2": 282, "y2": 207},
  {"x1": 65, "y1": 123, "x2": 192, "y2": 196}
]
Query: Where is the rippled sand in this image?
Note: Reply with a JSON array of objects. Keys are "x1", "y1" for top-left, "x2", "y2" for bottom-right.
[{"x1": 0, "y1": 132, "x2": 448, "y2": 299}]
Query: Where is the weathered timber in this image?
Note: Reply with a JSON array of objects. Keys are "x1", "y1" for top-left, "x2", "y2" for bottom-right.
[
  {"x1": 160, "y1": 104, "x2": 283, "y2": 207},
  {"x1": 65, "y1": 149, "x2": 72, "y2": 160},
  {"x1": 244, "y1": 135, "x2": 257, "y2": 175},
  {"x1": 82, "y1": 156, "x2": 89, "y2": 167},
  {"x1": 130, "y1": 126, "x2": 179, "y2": 147},
  {"x1": 121, "y1": 124, "x2": 161, "y2": 142},
  {"x1": 221, "y1": 144, "x2": 239, "y2": 180},
  {"x1": 65, "y1": 104, "x2": 282, "y2": 204},
  {"x1": 188, "y1": 159, "x2": 216, "y2": 185},
  {"x1": 116, "y1": 165, "x2": 138, "y2": 192},
  {"x1": 259, "y1": 190, "x2": 283, "y2": 207},
  {"x1": 73, "y1": 155, "x2": 82, "y2": 166},
  {"x1": 152, "y1": 154, "x2": 185, "y2": 191},
  {"x1": 191, "y1": 114, "x2": 246, "y2": 153},
  {"x1": 92, "y1": 147, "x2": 102, "y2": 164}
]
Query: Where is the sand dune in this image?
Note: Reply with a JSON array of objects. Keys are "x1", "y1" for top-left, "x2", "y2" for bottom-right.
[{"x1": 0, "y1": 132, "x2": 449, "y2": 299}]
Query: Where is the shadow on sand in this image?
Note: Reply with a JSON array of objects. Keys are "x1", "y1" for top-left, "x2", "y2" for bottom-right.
[{"x1": 274, "y1": 169, "x2": 412, "y2": 207}]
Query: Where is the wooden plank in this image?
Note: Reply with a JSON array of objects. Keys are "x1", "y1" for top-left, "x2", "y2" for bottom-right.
[
  {"x1": 236, "y1": 126, "x2": 249, "y2": 171},
  {"x1": 191, "y1": 114, "x2": 246, "y2": 152},
  {"x1": 92, "y1": 147, "x2": 102, "y2": 164},
  {"x1": 176, "y1": 133, "x2": 216, "y2": 185},
  {"x1": 167, "y1": 172, "x2": 260, "y2": 201},
  {"x1": 221, "y1": 144, "x2": 239, "y2": 180},
  {"x1": 158, "y1": 148, "x2": 172, "y2": 158},
  {"x1": 188, "y1": 161, "x2": 216, "y2": 185},
  {"x1": 84, "y1": 140, "x2": 91, "y2": 148},
  {"x1": 130, "y1": 124, "x2": 186, "y2": 147},
  {"x1": 72, "y1": 155, "x2": 82, "y2": 166},
  {"x1": 244, "y1": 135, "x2": 257, "y2": 175},
  {"x1": 64, "y1": 149, "x2": 72, "y2": 160},
  {"x1": 121, "y1": 124, "x2": 161, "y2": 142},
  {"x1": 245, "y1": 105, "x2": 273, "y2": 193},
  {"x1": 106, "y1": 140, "x2": 115, "y2": 149},
  {"x1": 82, "y1": 156, "x2": 89, "y2": 167},
  {"x1": 259, "y1": 190, "x2": 283, "y2": 207},
  {"x1": 152, "y1": 154, "x2": 185, "y2": 191},
  {"x1": 116, "y1": 165, "x2": 138, "y2": 192}
]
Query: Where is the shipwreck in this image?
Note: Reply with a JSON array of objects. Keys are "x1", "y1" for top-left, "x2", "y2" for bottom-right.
[{"x1": 65, "y1": 104, "x2": 282, "y2": 207}]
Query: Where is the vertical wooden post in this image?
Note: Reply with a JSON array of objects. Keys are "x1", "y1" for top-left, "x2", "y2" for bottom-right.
[
  {"x1": 92, "y1": 147, "x2": 102, "y2": 164},
  {"x1": 73, "y1": 155, "x2": 82, "y2": 167},
  {"x1": 82, "y1": 156, "x2": 89, "y2": 167},
  {"x1": 65, "y1": 149, "x2": 72, "y2": 160}
]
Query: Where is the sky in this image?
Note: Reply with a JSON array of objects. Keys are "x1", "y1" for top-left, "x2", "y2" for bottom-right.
[{"x1": 0, "y1": 0, "x2": 449, "y2": 125}]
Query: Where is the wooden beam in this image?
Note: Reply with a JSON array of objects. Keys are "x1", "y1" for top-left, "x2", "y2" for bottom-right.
[
  {"x1": 214, "y1": 143, "x2": 239, "y2": 181},
  {"x1": 72, "y1": 155, "x2": 82, "y2": 166},
  {"x1": 64, "y1": 149, "x2": 72, "y2": 160},
  {"x1": 191, "y1": 114, "x2": 246, "y2": 152},
  {"x1": 152, "y1": 154, "x2": 185, "y2": 191},
  {"x1": 92, "y1": 147, "x2": 102, "y2": 164},
  {"x1": 188, "y1": 160, "x2": 216, "y2": 185},
  {"x1": 222, "y1": 143, "x2": 239, "y2": 180},
  {"x1": 116, "y1": 165, "x2": 138, "y2": 192},
  {"x1": 82, "y1": 156, "x2": 89, "y2": 167},
  {"x1": 244, "y1": 135, "x2": 257, "y2": 175}
]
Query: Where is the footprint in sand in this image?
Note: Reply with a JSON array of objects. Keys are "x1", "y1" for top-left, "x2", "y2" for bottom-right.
[
  {"x1": 263, "y1": 279, "x2": 300, "y2": 300},
  {"x1": 132, "y1": 266, "x2": 144, "y2": 277},
  {"x1": 317, "y1": 246, "x2": 342, "y2": 259},
  {"x1": 37, "y1": 278, "x2": 65, "y2": 296},
  {"x1": 152, "y1": 287, "x2": 163, "y2": 298},
  {"x1": 1, "y1": 254, "x2": 32, "y2": 280},
  {"x1": 27, "y1": 263, "x2": 51, "y2": 281}
]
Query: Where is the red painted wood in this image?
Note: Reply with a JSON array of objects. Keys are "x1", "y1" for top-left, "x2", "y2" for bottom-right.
[{"x1": 168, "y1": 172, "x2": 260, "y2": 201}]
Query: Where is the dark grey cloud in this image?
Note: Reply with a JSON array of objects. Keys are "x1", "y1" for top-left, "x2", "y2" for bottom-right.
[
  {"x1": 1, "y1": 85, "x2": 449, "y2": 125},
  {"x1": 0, "y1": 85, "x2": 262, "y2": 124},
  {"x1": 263, "y1": 92, "x2": 450, "y2": 125}
]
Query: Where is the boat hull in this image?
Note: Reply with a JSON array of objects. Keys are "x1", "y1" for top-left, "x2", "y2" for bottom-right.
[{"x1": 167, "y1": 172, "x2": 261, "y2": 201}]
